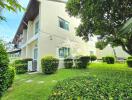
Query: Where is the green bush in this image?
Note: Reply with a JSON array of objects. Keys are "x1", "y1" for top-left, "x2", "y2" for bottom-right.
[
  {"x1": 102, "y1": 57, "x2": 106, "y2": 62},
  {"x1": 49, "y1": 76, "x2": 132, "y2": 100},
  {"x1": 75, "y1": 56, "x2": 90, "y2": 69},
  {"x1": 0, "y1": 41, "x2": 14, "y2": 98},
  {"x1": 41, "y1": 56, "x2": 59, "y2": 74},
  {"x1": 90, "y1": 55, "x2": 97, "y2": 62},
  {"x1": 64, "y1": 58, "x2": 73, "y2": 69},
  {"x1": 126, "y1": 59, "x2": 132, "y2": 68},
  {"x1": 13, "y1": 58, "x2": 32, "y2": 74},
  {"x1": 14, "y1": 58, "x2": 32, "y2": 64},
  {"x1": 102, "y1": 56, "x2": 115, "y2": 64},
  {"x1": 6, "y1": 67, "x2": 15, "y2": 88},
  {"x1": 15, "y1": 64, "x2": 27, "y2": 74},
  {"x1": 128, "y1": 56, "x2": 132, "y2": 59}
]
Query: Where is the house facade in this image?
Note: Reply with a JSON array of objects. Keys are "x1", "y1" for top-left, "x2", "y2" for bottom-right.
[
  {"x1": 13, "y1": 0, "x2": 129, "y2": 72},
  {"x1": 13, "y1": 0, "x2": 97, "y2": 71}
]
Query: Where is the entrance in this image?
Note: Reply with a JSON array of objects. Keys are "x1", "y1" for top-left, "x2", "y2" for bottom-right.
[{"x1": 33, "y1": 47, "x2": 38, "y2": 71}]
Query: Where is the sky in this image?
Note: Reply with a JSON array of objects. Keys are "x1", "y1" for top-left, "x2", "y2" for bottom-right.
[{"x1": 0, "y1": 0, "x2": 29, "y2": 42}]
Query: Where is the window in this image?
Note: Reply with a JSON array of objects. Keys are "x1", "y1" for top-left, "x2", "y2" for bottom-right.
[
  {"x1": 34, "y1": 48, "x2": 38, "y2": 60},
  {"x1": 35, "y1": 21, "x2": 39, "y2": 34},
  {"x1": 59, "y1": 17, "x2": 69, "y2": 31},
  {"x1": 59, "y1": 47, "x2": 70, "y2": 58}
]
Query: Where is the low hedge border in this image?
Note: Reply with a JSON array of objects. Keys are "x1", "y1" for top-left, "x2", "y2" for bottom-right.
[
  {"x1": 13, "y1": 58, "x2": 32, "y2": 74},
  {"x1": 49, "y1": 76, "x2": 132, "y2": 100}
]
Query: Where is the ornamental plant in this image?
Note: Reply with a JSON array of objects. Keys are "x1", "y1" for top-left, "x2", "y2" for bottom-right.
[{"x1": 41, "y1": 56, "x2": 59, "y2": 74}]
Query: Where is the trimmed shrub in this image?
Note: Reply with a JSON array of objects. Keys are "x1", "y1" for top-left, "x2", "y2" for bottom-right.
[
  {"x1": 0, "y1": 41, "x2": 14, "y2": 98},
  {"x1": 102, "y1": 57, "x2": 106, "y2": 62},
  {"x1": 6, "y1": 67, "x2": 15, "y2": 88},
  {"x1": 41, "y1": 56, "x2": 59, "y2": 74},
  {"x1": 15, "y1": 64, "x2": 27, "y2": 74},
  {"x1": 49, "y1": 76, "x2": 132, "y2": 100},
  {"x1": 75, "y1": 56, "x2": 90, "y2": 69},
  {"x1": 14, "y1": 58, "x2": 32, "y2": 64},
  {"x1": 13, "y1": 58, "x2": 32, "y2": 74},
  {"x1": 128, "y1": 56, "x2": 132, "y2": 59},
  {"x1": 102, "y1": 56, "x2": 115, "y2": 64},
  {"x1": 64, "y1": 58, "x2": 73, "y2": 69},
  {"x1": 90, "y1": 55, "x2": 97, "y2": 62},
  {"x1": 126, "y1": 59, "x2": 132, "y2": 68}
]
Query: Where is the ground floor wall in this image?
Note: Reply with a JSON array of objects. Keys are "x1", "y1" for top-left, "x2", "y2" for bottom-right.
[{"x1": 37, "y1": 34, "x2": 92, "y2": 71}]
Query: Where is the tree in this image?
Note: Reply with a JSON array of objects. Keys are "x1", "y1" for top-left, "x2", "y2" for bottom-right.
[
  {"x1": 66, "y1": 0, "x2": 132, "y2": 55},
  {"x1": 0, "y1": 0, "x2": 24, "y2": 21}
]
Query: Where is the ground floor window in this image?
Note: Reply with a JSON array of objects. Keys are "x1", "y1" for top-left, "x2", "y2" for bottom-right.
[
  {"x1": 33, "y1": 48, "x2": 38, "y2": 60},
  {"x1": 59, "y1": 47, "x2": 70, "y2": 58}
]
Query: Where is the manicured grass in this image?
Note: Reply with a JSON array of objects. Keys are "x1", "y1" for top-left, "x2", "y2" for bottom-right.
[{"x1": 2, "y1": 63, "x2": 132, "y2": 100}]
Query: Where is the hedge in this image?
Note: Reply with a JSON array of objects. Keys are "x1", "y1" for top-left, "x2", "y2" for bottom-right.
[
  {"x1": 13, "y1": 58, "x2": 32, "y2": 74},
  {"x1": 64, "y1": 58, "x2": 73, "y2": 69},
  {"x1": 49, "y1": 76, "x2": 132, "y2": 100},
  {"x1": 102, "y1": 56, "x2": 115, "y2": 64},
  {"x1": 0, "y1": 41, "x2": 14, "y2": 98},
  {"x1": 6, "y1": 67, "x2": 15, "y2": 88},
  {"x1": 75, "y1": 56, "x2": 90, "y2": 69},
  {"x1": 126, "y1": 59, "x2": 132, "y2": 68},
  {"x1": 90, "y1": 55, "x2": 97, "y2": 62},
  {"x1": 128, "y1": 56, "x2": 132, "y2": 59},
  {"x1": 41, "y1": 56, "x2": 59, "y2": 74}
]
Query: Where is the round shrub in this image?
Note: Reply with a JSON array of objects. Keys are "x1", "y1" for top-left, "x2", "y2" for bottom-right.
[
  {"x1": 126, "y1": 59, "x2": 132, "y2": 68},
  {"x1": 90, "y1": 55, "x2": 97, "y2": 62},
  {"x1": 0, "y1": 41, "x2": 14, "y2": 98},
  {"x1": 75, "y1": 56, "x2": 90, "y2": 69},
  {"x1": 103, "y1": 56, "x2": 115, "y2": 64},
  {"x1": 41, "y1": 56, "x2": 59, "y2": 74},
  {"x1": 64, "y1": 58, "x2": 73, "y2": 69},
  {"x1": 49, "y1": 76, "x2": 132, "y2": 100}
]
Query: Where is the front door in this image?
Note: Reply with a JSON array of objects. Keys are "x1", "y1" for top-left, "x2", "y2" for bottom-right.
[{"x1": 33, "y1": 47, "x2": 38, "y2": 71}]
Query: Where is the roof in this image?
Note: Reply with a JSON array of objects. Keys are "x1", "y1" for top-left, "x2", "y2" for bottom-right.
[
  {"x1": 13, "y1": 0, "x2": 39, "y2": 44},
  {"x1": 7, "y1": 49, "x2": 21, "y2": 54}
]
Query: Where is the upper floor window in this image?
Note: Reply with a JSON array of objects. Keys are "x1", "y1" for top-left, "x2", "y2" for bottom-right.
[
  {"x1": 35, "y1": 21, "x2": 39, "y2": 34},
  {"x1": 59, "y1": 47, "x2": 70, "y2": 58},
  {"x1": 59, "y1": 17, "x2": 69, "y2": 31}
]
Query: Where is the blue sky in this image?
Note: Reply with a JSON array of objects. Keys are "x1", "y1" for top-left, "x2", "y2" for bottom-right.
[{"x1": 0, "y1": 0, "x2": 29, "y2": 42}]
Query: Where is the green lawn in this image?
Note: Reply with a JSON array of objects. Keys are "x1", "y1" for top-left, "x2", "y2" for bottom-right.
[{"x1": 2, "y1": 63, "x2": 132, "y2": 100}]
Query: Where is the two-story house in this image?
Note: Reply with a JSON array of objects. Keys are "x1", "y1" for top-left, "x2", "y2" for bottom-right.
[{"x1": 13, "y1": 0, "x2": 97, "y2": 71}]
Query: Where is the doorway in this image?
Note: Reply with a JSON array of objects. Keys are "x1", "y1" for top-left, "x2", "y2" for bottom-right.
[{"x1": 33, "y1": 47, "x2": 38, "y2": 71}]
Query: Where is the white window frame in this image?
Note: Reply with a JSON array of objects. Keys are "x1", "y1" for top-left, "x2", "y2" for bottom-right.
[{"x1": 58, "y1": 47, "x2": 70, "y2": 58}]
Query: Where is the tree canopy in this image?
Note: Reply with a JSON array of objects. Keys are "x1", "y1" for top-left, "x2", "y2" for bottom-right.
[
  {"x1": 0, "y1": 0, "x2": 24, "y2": 21},
  {"x1": 66, "y1": 0, "x2": 132, "y2": 55}
]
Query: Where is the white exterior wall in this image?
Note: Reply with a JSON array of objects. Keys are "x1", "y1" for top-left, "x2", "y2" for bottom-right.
[{"x1": 37, "y1": 0, "x2": 92, "y2": 70}]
